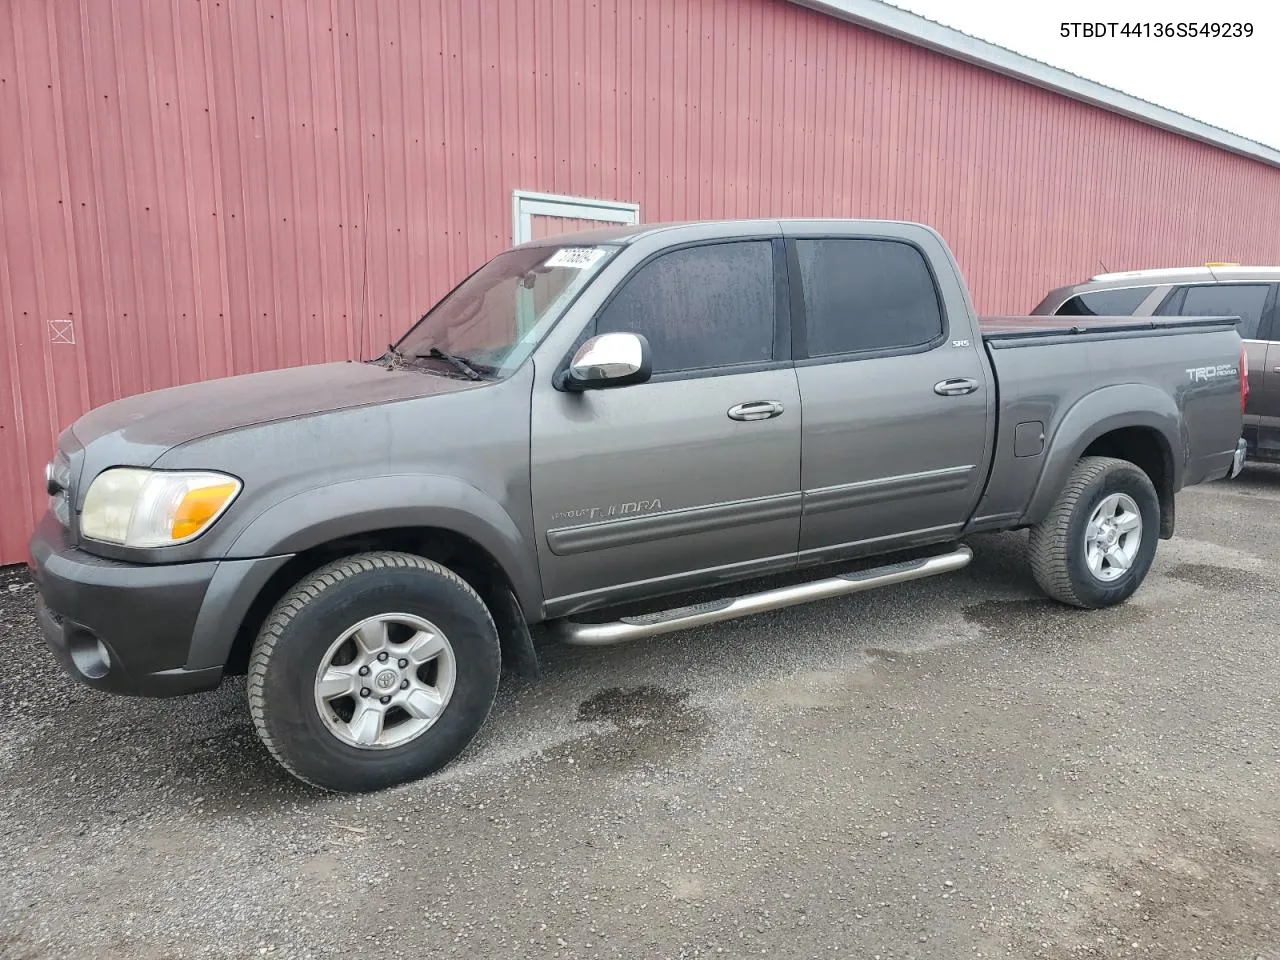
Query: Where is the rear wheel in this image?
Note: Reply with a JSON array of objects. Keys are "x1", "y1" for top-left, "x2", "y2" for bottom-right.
[
  {"x1": 1028, "y1": 456, "x2": 1159, "y2": 609},
  {"x1": 247, "y1": 551, "x2": 501, "y2": 792}
]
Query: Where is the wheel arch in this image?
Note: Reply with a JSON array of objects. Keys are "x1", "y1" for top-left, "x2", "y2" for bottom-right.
[
  {"x1": 1027, "y1": 454, "x2": 1162, "y2": 609},
  {"x1": 1021, "y1": 385, "x2": 1183, "y2": 539},
  {"x1": 218, "y1": 524, "x2": 540, "y2": 682},
  {"x1": 1080, "y1": 426, "x2": 1177, "y2": 538},
  {"x1": 226, "y1": 475, "x2": 543, "y2": 615},
  {"x1": 246, "y1": 549, "x2": 504, "y2": 792},
  {"x1": 207, "y1": 475, "x2": 543, "y2": 681}
]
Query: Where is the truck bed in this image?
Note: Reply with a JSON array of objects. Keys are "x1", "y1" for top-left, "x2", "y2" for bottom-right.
[
  {"x1": 966, "y1": 312, "x2": 1245, "y2": 538},
  {"x1": 980, "y1": 314, "x2": 1239, "y2": 340}
]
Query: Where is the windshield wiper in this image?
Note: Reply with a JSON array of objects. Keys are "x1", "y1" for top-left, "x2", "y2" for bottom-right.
[{"x1": 415, "y1": 346, "x2": 485, "y2": 381}]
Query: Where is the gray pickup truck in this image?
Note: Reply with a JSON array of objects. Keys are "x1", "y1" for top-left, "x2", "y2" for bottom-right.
[{"x1": 29, "y1": 218, "x2": 1247, "y2": 792}]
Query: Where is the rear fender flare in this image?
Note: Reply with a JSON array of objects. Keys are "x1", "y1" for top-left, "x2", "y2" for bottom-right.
[{"x1": 1020, "y1": 385, "x2": 1183, "y2": 527}]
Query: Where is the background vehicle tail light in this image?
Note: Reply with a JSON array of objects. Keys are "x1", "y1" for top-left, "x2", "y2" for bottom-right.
[{"x1": 1241, "y1": 343, "x2": 1249, "y2": 413}]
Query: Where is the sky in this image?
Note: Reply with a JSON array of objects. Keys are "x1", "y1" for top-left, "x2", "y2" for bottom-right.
[{"x1": 882, "y1": 0, "x2": 1280, "y2": 151}]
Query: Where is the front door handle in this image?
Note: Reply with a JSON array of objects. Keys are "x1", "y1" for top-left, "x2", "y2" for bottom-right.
[
  {"x1": 934, "y1": 378, "x2": 979, "y2": 397},
  {"x1": 727, "y1": 400, "x2": 785, "y2": 421}
]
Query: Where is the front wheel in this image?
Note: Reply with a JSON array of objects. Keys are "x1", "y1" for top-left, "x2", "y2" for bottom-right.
[
  {"x1": 1028, "y1": 456, "x2": 1160, "y2": 609},
  {"x1": 247, "y1": 551, "x2": 501, "y2": 792}
]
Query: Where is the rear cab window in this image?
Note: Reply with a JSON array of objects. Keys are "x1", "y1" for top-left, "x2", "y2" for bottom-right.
[
  {"x1": 1054, "y1": 287, "x2": 1157, "y2": 316},
  {"x1": 793, "y1": 238, "x2": 944, "y2": 358}
]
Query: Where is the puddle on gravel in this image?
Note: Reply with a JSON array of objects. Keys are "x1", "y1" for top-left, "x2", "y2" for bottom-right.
[
  {"x1": 1164, "y1": 562, "x2": 1262, "y2": 592},
  {"x1": 577, "y1": 684, "x2": 688, "y2": 724},
  {"x1": 961, "y1": 597, "x2": 1152, "y2": 638},
  {"x1": 552, "y1": 685, "x2": 709, "y2": 772},
  {"x1": 962, "y1": 597, "x2": 1070, "y2": 630}
]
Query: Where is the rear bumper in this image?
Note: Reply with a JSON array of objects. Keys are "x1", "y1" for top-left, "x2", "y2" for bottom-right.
[
  {"x1": 1229, "y1": 438, "x2": 1248, "y2": 479},
  {"x1": 27, "y1": 513, "x2": 289, "y2": 698}
]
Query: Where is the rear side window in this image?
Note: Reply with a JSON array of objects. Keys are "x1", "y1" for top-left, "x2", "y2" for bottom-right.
[
  {"x1": 1162, "y1": 283, "x2": 1271, "y2": 340},
  {"x1": 595, "y1": 241, "x2": 776, "y2": 375},
  {"x1": 1055, "y1": 287, "x2": 1155, "y2": 316},
  {"x1": 795, "y1": 238, "x2": 943, "y2": 357}
]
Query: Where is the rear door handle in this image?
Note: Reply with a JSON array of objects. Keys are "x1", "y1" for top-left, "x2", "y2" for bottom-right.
[
  {"x1": 934, "y1": 378, "x2": 979, "y2": 397},
  {"x1": 727, "y1": 400, "x2": 785, "y2": 421}
]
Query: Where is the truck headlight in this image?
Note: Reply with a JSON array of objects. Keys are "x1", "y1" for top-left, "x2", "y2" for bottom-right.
[{"x1": 80, "y1": 468, "x2": 242, "y2": 547}]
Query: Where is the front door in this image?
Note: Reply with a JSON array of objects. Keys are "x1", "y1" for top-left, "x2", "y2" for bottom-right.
[
  {"x1": 784, "y1": 229, "x2": 992, "y2": 563},
  {"x1": 529, "y1": 237, "x2": 801, "y2": 616}
]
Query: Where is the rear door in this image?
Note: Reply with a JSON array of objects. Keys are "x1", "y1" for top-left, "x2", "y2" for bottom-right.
[
  {"x1": 783, "y1": 225, "x2": 994, "y2": 566},
  {"x1": 1157, "y1": 282, "x2": 1277, "y2": 455}
]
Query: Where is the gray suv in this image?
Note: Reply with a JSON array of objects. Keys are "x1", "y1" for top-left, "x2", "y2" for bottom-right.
[{"x1": 1034, "y1": 267, "x2": 1280, "y2": 463}]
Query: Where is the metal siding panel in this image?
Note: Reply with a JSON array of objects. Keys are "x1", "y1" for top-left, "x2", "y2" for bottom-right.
[
  {"x1": 671, "y1": 0, "x2": 690, "y2": 218},
  {"x1": 44, "y1": 3, "x2": 93, "y2": 418},
  {"x1": 5, "y1": 0, "x2": 1280, "y2": 563},
  {"x1": 457, "y1": 0, "x2": 484, "y2": 274},
  {"x1": 0, "y1": 2, "x2": 34, "y2": 559},
  {"x1": 608, "y1": 0, "x2": 625, "y2": 204},
  {"x1": 138, "y1": 0, "x2": 183, "y2": 387},
  {"x1": 7, "y1": 3, "x2": 64, "y2": 556},
  {"x1": 807, "y1": 11, "x2": 823, "y2": 213},
  {"x1": 716, "y1": 0, "x2": 734, "y2": 218},
  {"x1": 277, "y1": 0, "x2": 315, "y2": 366}
]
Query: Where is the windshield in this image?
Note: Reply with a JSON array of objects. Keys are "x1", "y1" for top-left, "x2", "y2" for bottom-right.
[{"x1": 394, "y1": 244, "x2": 617, "y2": 377}]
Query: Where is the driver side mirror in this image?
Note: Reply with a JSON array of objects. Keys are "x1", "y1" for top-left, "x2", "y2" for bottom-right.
[{"x1": 563, "y1": 332, "x2": 652, "y2": 391}]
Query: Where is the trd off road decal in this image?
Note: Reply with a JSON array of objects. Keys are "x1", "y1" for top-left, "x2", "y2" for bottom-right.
[{"x1": 1185, "y1": 363, "x2": 1239, "y2": 383}]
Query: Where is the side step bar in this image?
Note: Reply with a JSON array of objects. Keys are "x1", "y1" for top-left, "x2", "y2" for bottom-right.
[{"x1": 551, "y1": 545, "x2": 973, "y2": 646}]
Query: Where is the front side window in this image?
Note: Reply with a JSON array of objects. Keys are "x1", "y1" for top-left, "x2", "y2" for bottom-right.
[
  {"x1": 1173, "y1": 284, "x2": 1271, "y2": 340},
  {"x1": 594, "y1": 241, "x2": 776, "y2": 375},
  {"x1": 396, "y1": 244, "x2": 617, "y2": 377},
  {"x1": 794, "y1": 238, "x2": 943, "y2": 357},
  {"x1": 1056, "y1": 286, "x2": 1155, "y2": 316}
]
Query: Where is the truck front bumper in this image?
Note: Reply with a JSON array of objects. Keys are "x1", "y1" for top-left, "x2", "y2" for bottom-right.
[
  {"x1": 1229, "y1": 437, "x2": 1248, "y2": 479},
  {"x1": 27, "y1": 513, "x2": 289, "y2": 698}
]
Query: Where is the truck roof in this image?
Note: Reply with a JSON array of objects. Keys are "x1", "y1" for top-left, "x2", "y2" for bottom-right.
[{"x1": 513, "y1": 217, "x2": 935, "y2": 248}]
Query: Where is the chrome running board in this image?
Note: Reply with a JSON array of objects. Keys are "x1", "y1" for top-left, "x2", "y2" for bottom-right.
[{"x1": 551, "y1": 545, "x2": 972, "y2": 646}]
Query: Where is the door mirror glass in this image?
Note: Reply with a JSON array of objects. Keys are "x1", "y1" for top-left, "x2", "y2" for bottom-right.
[{"x1": 564, "y1": 332, "x2": 652, "y2": 390}]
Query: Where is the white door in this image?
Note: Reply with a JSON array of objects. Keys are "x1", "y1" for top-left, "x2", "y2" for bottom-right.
[
  {"x1": 511, "y1": 190, "x2": 639, "y2": 245},
  {"x1": 511, "y1": 190, "x2": 640, "y2": 333}
]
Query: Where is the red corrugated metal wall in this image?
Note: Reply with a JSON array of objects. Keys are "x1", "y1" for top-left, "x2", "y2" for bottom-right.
[{"x1": 3, "y1": 0, "x2": 1280, "y2": 565}]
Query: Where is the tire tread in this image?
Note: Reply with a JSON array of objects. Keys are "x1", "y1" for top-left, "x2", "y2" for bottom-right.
[
  {"x1": 246, "y1": 550, "x2": 491, "y2": 792},
  {"x1": 1028, "y1": 456, "x2": 1143, "y2": 609}
]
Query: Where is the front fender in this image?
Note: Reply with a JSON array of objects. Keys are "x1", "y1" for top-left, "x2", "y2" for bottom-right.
[
  {"x1": 1021, "y1": 384, "x2": 1183, "y2": 527},
  {"x1": 226, "y1": 474, "x2": 544, "y2": 617}
]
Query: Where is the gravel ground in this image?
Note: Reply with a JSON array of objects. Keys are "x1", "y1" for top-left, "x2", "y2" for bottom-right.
[{"x1": 2, "y1": 470, "x2": 1279, "y2": 960}]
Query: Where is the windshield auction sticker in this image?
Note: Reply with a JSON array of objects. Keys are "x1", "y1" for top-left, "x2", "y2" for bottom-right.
[{"x1": 544, "y1": 248, "x2": 606, "y2": 269}]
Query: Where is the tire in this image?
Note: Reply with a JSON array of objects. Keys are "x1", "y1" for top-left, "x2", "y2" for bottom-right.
[
  {"x1": 248, "y1": 551, "x2": 501, "y2": 793},
  {"x1": 1028, "y1": 456, "x2": 1160, "y2": 609}
]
